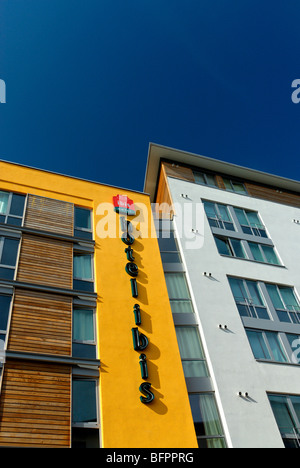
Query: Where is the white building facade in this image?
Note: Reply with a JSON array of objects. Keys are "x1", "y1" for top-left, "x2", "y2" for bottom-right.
[{"x1": 145, "y1": 144, "x2": 300, "y2": 448}]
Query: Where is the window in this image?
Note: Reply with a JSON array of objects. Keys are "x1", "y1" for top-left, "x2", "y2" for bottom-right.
[
  {"x1": 223, "y1": 178, "x2": 247, "y2": 194},
  {"x1": 203, "y1": 201, "x2": 235, "y2": 231},
  {"x1": 193, "y1": 171, "x2": 218, "y2": 187},
  {"x1": 0, "y1": 191, "x2": 26, "y2": 227},
  {"x1": 73, "y1": 253, "x2": 94, "y2": 292},
  {"x1": 189, "y1": 393, "x2": 226, "y2": 448},
  {"x1": 164, "y1": 273, "x2": 194, "y2": 314},
  {"x1": 0, "y1": 237, "x2": 20, "y2": 280},
  {"x1": 215, "y1": 235, "x2": 281, "y2": 266},
  {"x1": 266, "y1": 284, "x2": 300, "y2": 324},
  {"x1": 248, "y1": 242, "x2": 280, "y2": 265},
  {"x1": 157, "y1": 227, "x2": 181, "y2": 263},
  {"x1": 74, "y1": 207, "x2": 93, "y2": 239},
  {"x1": 0, "y1": 293, "x2": 12, "y2": 351},
  {"x1": 268, "y1": 394, "x2": 300, "y2": 448},
  {"x1": 175, "y1": 326, "x2": 209, "y2": 378},
  {"x1": 73, "y1": 307, "x2": 96, "y2": 359},
  {"x1": 234, "y1": 208, "x2": 267, "y2": 237},
  {"x1": 72, "y1": 378, "x2": 98, "y2": 426},
  {"x1": 214, "y1": 236, "x2": 247, "y2": 259},
  {"x1": 246, "y1": 329, "x2": 288, "y2": 363},
  {"x1": 228, "y1": 277, "x2": 269, "y2": 320}
]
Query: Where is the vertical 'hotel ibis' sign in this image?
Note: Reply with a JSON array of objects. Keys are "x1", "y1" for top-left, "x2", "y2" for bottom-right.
[{"x1": 113, "y1": 195, "x2": 155, "y2": 404}]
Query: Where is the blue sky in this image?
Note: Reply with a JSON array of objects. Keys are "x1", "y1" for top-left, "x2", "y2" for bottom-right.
[{"x1": 0, "y1": 0, "x2": 299, "y2": 192}]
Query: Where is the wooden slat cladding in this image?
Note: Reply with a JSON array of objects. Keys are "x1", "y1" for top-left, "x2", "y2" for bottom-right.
[
  {"x1": 163, "y1": 162, "x2": 195, "y2": 183},
  {"x1": 24, "y1": 194, "x2": 74, "y2": 236},
  {"x1": 245, "y1": 182, "x2": 300, "y2": 208},
  {"x1": 17, "y1": 234, "x2": 73, "y2": 289},
  {"x1": 155, "y1": 164, "x2": 174, "y2": 218},
  {"x1": 215, "y1": 175, "x2": 226, "y2": 190},
  {"x1": 0, "y1": 360, "x2": 71, "y2": 447},
  {"x1": 8, "y1": 289, "x2": 72, "y2": 356}
]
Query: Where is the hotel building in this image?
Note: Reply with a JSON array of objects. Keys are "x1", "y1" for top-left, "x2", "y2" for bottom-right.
[
  {"x1": 144, "y1": 143, "x2": 300, "y2": 448},
  {"x1": 0, "y1": 159, "x2": 198, "y2": 448},
  {"x1": 1, "y1": 142, "x2": 300, "y2": 449}
]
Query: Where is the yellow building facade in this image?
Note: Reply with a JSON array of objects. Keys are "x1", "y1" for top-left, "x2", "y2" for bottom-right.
[{"x1": 0, "y1": 160, "x2": 197, "y2": 448}]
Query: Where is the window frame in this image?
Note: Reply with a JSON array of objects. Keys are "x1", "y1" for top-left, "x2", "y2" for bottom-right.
[
  {"x1": 164, "y1": 272, "x2": 195, "y2": 314},
  {"x1": 0, "y1": 289, "x2": 13, "y2": 354},
  {"x1": 175, "y1": 325, "x2": 209, "y2": 378},
  {"x1": 246, "y1": 329, "x2": 288, "y2": 363},
  {"x1": 74, "y1": 206, "x2": 93, "y2": 240},
  {"x1": 248, "y1": 242, "x2": 281, "y2": 265},
  {"x1": 228, "y1": 277, "x2": 269, "y2": 320},
  {"x1": 73, "y1": 249, "x2": 95, "y2": 292},
  {"x1": 72, "y1": 377, "x2": 99, "y2": 429},
  {"x1": 203, "y1": 201, "x2": 235, "y2": 231},
  {"x1": 0, "y1": 236, "x2": 21, "y2": 280},
  {"x1": 214, "y1": 235, "x2": 281, "y2": 266},
  {"x1": 193, "y1": 171, "x2": 218, "y2": 188},
  {"x1": 222, "y1": 178, "x2": 248, "y2": 195},
  {"x1": 0, "y1": 191, "x2": 26, "y2": 227},
  {"x1": 157, "y1": 228, "x2": 182, "y2": 264},
  {"x1": 72, "y1": 306, "x2": 96, "y2": 345},
  {"x1": 233, "y1": 207, "x2": 267, "y2": 238},
  {"x1": 188, "y1": 392, "x2": 227, "y2": 448},
  {"x1": 266, "y1": 284, "x2": 300, "y2": 325},
  {"x1": 214, "y1": 235, "x2": 247, "y2": 259},
  {"x1": 268, "y1": 394, "x2": 300, "y2": 447}
]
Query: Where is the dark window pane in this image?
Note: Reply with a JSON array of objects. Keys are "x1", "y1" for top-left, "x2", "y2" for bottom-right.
[
  {"x1": 215, "y1": 237, "x2": 231, "y2": 256},
  {"x1": 223, "y1": 222, "x2": 235, "y2": 231},
  {"x1": 73, "y1": 254, "x2": 93, "y2": 280},
  {"x1": 1, "y1": 238, "x2": 19, "y2": 266},
  {"x1": 7, "y1": 217, "x2": 22, "y2": 226},
  {"x1": 10, "y1": 194, "x2": 25, "y2": 216},
  {"x1": 0, "y1": 295, "x2": 11, "y2": 331},
  {"x1": 231, "y1": 239, "x2": 246, "y2": 258},
  {"x1": 160, "y1": 252, "x2": 181, "y2": 263},
  {"x1": 158, "y1": 231, "x2": 178, "y2": 251},
  {"x1": 259, "y1": 229, "x2": 268, "y2": 238},
  {"x1": 246, "y1": 330, "x2": 271, "y2": 360},
  {"x1": 0, "y1": 268, "x2": 14, "y2": 280},
  {"x1": 0, "y1": 333, "x2": 5, "y2": 350},
  {"x1": 255, "y1": 307, "x2": 269, "y2": 320},
  {"x1": 72, "y1": 380, "x2": 97, "y2": 424},
  {"x1": 74, "y1": 229, "x2": 93, "y2": 240},
  {"x1": 73, "y1": 279, "x2": 94, "y2": 292},
  {"x1": 0, "y1": 215, "x2": 5, "y2": 224},
  {"x1": 208, "y1": 218, "x2": 219, "y2": 228},
  {"x1": 72, "y1": 343, "x2": 96, "y2": 359},
  {"x1": 75, "y1": 207, "x2": 91, "y2": 230},
  {"x1": 189, "y1": 394, "x2": 223, "y2": 437},
  {"x1": 237, "y1": 304, "x2": 250, "y2": 317},
  {"x1": 241, "y1": 226, "x2": 252, "y2": 235},
  {"x1": 277, "y1": 310, "x2": 291, "y2": 323}
]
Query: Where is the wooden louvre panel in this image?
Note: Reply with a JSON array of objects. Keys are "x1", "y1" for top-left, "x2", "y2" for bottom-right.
[
  {"x1": 163, "y1": 161, "x2": 195, "y2": 183},
  {"x1": 215, "y1": 175, "x2": 226, "y2": 189},
  {"x1": 245, "y1": 182, "x2": 300, "y2": 208},
  {"x1": 7, "y1": 289, "x2": 72, "y2": 356},
  {"x1": 16, "y1": 234, "x2": 73, "y2": 289},
  {"x1": 24, "y1": 194, "x2": 74, "y2": 236},
  {"x1": 155, "y1": 163, "x2": 174, "y2": 218},
  {"x1": 0, "y1": 360, "x2": 71, "y2": 447}
]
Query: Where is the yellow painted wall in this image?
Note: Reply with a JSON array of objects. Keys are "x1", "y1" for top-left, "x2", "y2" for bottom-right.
[{"x1": 0, "y1": 161, "x2": 197, "y2": 448}]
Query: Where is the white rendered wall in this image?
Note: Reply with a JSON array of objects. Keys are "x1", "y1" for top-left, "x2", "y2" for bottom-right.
[{"x1": 167, "y1": 176, "x2": 300, "y2": 449}]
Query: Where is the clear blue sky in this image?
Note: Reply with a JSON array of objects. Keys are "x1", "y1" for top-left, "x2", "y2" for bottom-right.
[{"x1": 0, "y1": 0, "x2": 299, "y2": 192}]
